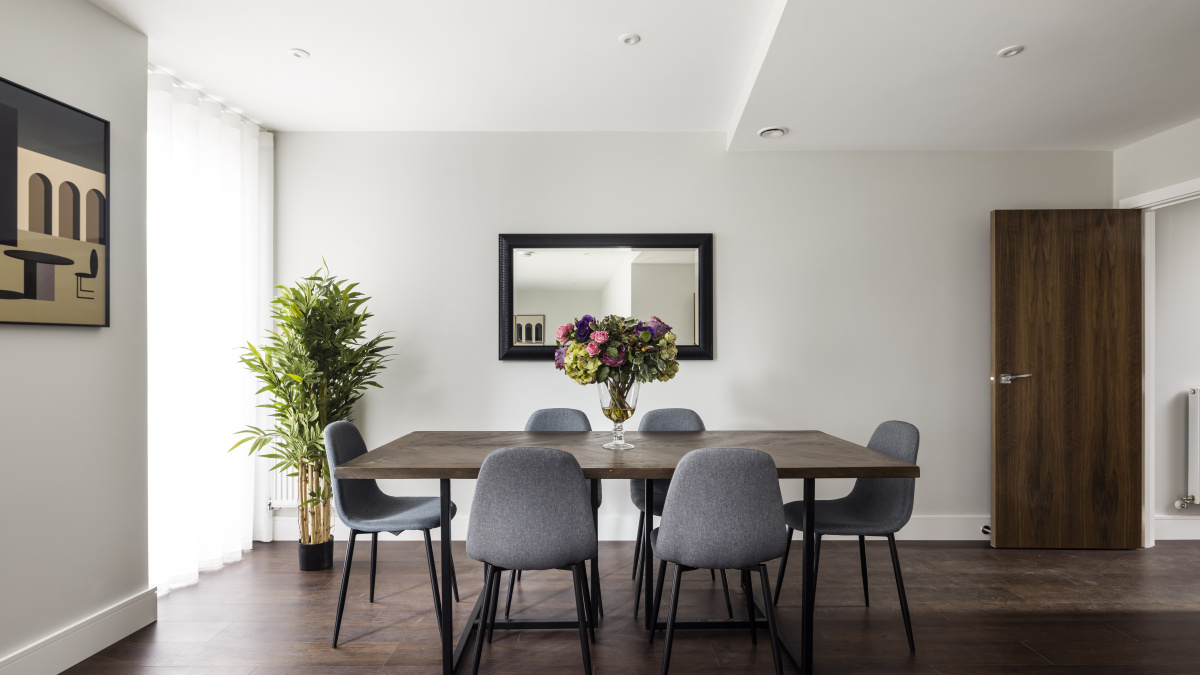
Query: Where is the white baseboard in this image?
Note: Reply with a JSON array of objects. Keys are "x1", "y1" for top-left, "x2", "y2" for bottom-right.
[
  {"x1": 1155, "y1": 515, "x2": 1200, "y2": 540},
  {"x1": 0, "y1": 588, "x2": 156, "y2": 675},
  {"x1": 265, "y1": 514, "x2": 990, "y2": 543}
]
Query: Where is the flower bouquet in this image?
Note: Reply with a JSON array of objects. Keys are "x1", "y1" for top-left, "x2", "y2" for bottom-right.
[{"x1": 554, "y1": 314, "x2": 680, "y2": 449}]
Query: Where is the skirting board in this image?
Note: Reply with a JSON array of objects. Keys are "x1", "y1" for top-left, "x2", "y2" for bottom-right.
[
  {"x1": 1156, "y1": 515, "x2": 1200, "y2": 540},
  {"x1": 268, "y1": 514, "x2": 992, "y2": 542},
  {"x1": 0, "y1": 588, "x2": 156, "y2": 675}
]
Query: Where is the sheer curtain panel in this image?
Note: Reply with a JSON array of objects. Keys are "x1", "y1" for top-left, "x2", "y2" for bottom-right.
[{"x1": 147, "y1": 73, "x2": 274, "y2": 593}]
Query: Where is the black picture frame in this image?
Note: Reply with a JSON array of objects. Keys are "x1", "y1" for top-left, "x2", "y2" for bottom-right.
[
  {"x1": 0, "y1": 74, "x2": 111, "y2": 327},
  {"x1": 499, "y1": 233, "x2": 714, "y2": 361}
]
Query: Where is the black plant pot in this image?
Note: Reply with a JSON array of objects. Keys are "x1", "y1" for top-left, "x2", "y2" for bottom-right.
[{"x1": 298, "y1": 540, "x2": 334, "y2": 571}]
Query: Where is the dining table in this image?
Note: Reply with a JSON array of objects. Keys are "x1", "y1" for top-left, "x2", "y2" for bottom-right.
[{"x1": 335, "y1": 429, "x2": 920, "y2": 674}]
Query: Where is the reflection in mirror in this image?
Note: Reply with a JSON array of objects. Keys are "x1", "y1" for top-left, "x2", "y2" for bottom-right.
[{"x1": 513, "y1": 248, "x2": 699, "y2": 346}]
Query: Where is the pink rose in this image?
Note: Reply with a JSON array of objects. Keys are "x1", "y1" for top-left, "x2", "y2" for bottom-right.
[
  {"x1": 586, "y1": 342, "x2": 601, "y2": 356},
  {"x1": 556, "y1": 324, "x2": 573, "y2": 342},
  {"x1": 590, "y1": 330, "x2": 609, "y2": 344}
]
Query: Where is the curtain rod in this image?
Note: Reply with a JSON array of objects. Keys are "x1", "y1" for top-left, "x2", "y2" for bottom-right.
[{"x1": 147, "y1": 62, "x2": 269, "y2": 132}]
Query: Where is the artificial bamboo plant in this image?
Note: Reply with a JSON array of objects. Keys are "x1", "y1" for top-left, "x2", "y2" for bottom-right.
[{"x1": 233, "y1": 268, "x2": 391, "y2": 546}]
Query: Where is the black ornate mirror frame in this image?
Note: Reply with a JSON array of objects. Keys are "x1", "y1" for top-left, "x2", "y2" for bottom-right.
[{"x1": 499, "y1": 233, "x2": 714, "y2": 361}]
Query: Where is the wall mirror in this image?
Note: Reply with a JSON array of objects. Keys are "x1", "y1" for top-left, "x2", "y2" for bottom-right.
[{"x1": 499, "y1": 233, "x2": 713, "y2": 360}]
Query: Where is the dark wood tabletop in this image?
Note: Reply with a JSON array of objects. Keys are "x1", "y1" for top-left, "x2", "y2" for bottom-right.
[{"x1": 337, "y1": 430, "x2": 920, "y2": 480}]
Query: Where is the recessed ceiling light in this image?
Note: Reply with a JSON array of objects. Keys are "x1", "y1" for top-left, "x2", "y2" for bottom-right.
[
  {"x1": 997, "y1": 45, "x2": 1024, "y2": 58},
  {"x1": 758, "y1": 127, "x2": 788, "y2": 139},
  {"x1": 619, "y1": 33, "x2": 641, "y2": 46},
  {"x1": 289, "y1": 48, "x2": 311, "y2": 59}
]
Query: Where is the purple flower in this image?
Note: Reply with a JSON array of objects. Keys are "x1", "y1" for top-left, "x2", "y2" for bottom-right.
[
  {"x1": 601, "y1": 343, "x2": 627, "y2": 367},
  {"x1": 648, "y1": 316, "x2": 672, "y2": 339},
  {"x1": 554, "y1": 347, "x2": 567, "y2": 370},
  {"x1": 635, "y1": 320, "x2": 651, "y2": 341},
  {"x1": 575, "y1": 315, "x2": 595, "y2": 341}
]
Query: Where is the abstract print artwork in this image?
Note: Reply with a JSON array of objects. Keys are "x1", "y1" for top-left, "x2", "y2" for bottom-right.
[
  {"x1": 514, "y1": 314, "x2": 545, "y2": 345},
  {"x1": 0, "y1": 76, "x2": 109, "y2": 326}
]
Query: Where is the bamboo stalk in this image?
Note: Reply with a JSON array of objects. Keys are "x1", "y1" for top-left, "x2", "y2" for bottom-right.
[{"x1": 298, "y1": 461, "x2": 310, "y2": 545}]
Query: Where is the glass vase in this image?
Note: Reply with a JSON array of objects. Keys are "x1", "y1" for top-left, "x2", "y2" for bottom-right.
[{"x1": 598, "y1": 377, "x2": 640, "y2": 449}]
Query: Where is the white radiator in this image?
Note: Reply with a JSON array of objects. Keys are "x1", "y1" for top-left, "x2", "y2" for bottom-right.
[
  {"x1": 269, "y1": 470, "x2": 299, "y2": 509},
  {"x1": 1180, "y1": 389, "x2": 1200, "y2": 509}
]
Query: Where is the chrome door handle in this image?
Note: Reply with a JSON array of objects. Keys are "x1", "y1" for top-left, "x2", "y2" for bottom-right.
[{"x1": 999, "y1": 374, "x2": 1032, "y2": 384}]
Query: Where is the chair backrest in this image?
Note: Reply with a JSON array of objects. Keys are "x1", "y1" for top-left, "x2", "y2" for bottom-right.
[
  {"x1": 88, "y1": 249, "x2": 98, "y2": 276},
  {"x1": 467, "y1": 446, "x2": 598, "y2": 570},
  {"x1": 525, "y1": 408, "x2": 591, "y2": 432},
  {"x1": 324, "y1": 420, "x2": 387, "y2": 521},
  {"x1": 843, "y1": 420, "x2": 921, "y2": 534},
  {"x1": 638, "y1": 408, "x2": 705, "y2": 432},
  {"x1": 654, "y1": 447, "x2": 786, "y2": 570}
]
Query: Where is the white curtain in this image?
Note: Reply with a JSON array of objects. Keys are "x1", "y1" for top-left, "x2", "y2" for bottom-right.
[{"x1": 147, "y1": 73, "x2": 274, "y2": 593}]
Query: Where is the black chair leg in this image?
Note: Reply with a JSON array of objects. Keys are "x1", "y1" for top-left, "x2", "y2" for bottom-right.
[
  {"x1": 634, "y1": 547, "x2": 645, "y2": 618},
  {"x1": 471, "y1": 566, "x2": 497, "y2": 675},
  {"x1": 571, "y1": 563, "x2": 594, "y2": 675},
  {"x1": 743, "y1": 569, "x2": 756, "y2": 645},
  {"x1": 369, "y1": 532, "x2": 378, "y2": 603},
  {"x1": 814, "y1": 533, "x2": 822, "y2": 579},
  {"x1": 859, "y1": 535, "x2": 870, "y2": 607},
  {"x1": 487, "y1": 564, "x2": 501, "y2": 638},
  {"x1": 633, "y1": 511, "x2": 645, "y2": 579},
  {"x1": 719, "y1": 569, "x2": 733, "y2": 619},
  {"x1": 332, "y1": 530, "x2": 358, "y2": 648},
  {"x1": 579, "y1": 569, "x2": 597, "y2": 644},
  {"x1": 774, "y1": 527, "x2": 793, "y2": 605},
  {"x1": 660, "y1": 564, "x2": 683, "y2": 675},
  {"x1": 813, "y1": 533, "x2": 822, "y2": 605},
  {"x1": 649, "y1": 559, "x2": 667, "y2": 644},
  {"x1": 450, "y1": 549, "x2": 460, "y2": 602},
  {"x1": 887, "y1": 534, "x2": 915, "y2": 653},
  {"x1": 757, "y1": 564, "x2": 784, "y2": 675},
  {"x1": 504, "y1": 569, "x2": 517, "y2": 619},
  {"x1": 581, "y1": 562, "x2": 603, "y2": 620},
  {"x1": 710, "y1": 568, "x2": 716, "y2": 581},
  {"x1": 422, "y1": 529, "x2": 443, "y2": 634},
  {"x1": 517, "y1": 569, "x2": 522, "y2": 581},
  {"x1": 487, "y1": 566, "x2": 502, "y2": 644}
]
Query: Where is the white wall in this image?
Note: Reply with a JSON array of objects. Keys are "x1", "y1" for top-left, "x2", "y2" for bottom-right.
[
  {"x1": 0, "y1": 1, "x2": 152, "y2": 672},
  {"x1": 631, "y1": 263, "x2": 697, "y2": 346},
  {"x1": 1154, "y1": 199, "x2": 1200, "y2": 515},
  {"x1": 275, "y1": 132, "x2": 1112, "y2": 541},
  {"x1": 514, "y1": 288, "x2": 601, "y2": 344},
  {"x1": 1114, "y1": 116, "x2": 1200, "y2": 202},
  {"x1": 600, "y1": 260, "x2": 631, "y2": 319}
]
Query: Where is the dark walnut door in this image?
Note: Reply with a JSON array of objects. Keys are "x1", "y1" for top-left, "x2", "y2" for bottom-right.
[{"x1": 991, "y1": 210, "x2": 1142, "y2": 549}]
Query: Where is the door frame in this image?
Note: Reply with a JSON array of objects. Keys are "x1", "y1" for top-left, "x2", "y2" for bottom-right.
[{"x1": 1119, "y1": 176, "x2": 1200, "y2": 548}]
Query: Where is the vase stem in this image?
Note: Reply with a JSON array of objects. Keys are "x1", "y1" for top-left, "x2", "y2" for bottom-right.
[{"x1": 612, "y1": 422, "x2": 625, "y2": 447}]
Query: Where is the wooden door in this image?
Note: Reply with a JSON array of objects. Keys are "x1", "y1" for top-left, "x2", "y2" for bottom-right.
[{"x1": 991, "y1": 210, "x2": 1142, "y2": 549}]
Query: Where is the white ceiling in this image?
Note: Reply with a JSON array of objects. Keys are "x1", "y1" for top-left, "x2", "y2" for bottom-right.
[
  {"x1": 730, "y1": 0, "x2": 1200, "y2": 151},
  {"x1": 90, "y1": 0, "x2": 776, "y2": 132},
  {"x1": 92, "y1": 0, "x2": 1200, "y2": 150},
  {"x1": 514, "y1": 249, "x2": 635, "y2": 292}
]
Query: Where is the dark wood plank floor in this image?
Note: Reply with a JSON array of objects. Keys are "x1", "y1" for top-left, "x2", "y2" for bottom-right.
[{"x1": 67, "y1": 540, "x2": 1200, "y2": 674}]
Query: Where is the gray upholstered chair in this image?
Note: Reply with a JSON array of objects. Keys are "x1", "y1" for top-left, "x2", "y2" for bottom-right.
[
  {"x1": 324, "y1": 421, "x2": 459, "y2": 648},
  {"x1": 504, "y1": 408, "x2": 601, "y2": 619},
  {"x1": 648, "y1": 447, "x2": 786, "y2": 675},
  {"x1": 467, "y1": 446, "x2": 598, "y2": 675},
  {"x1": 774, "y1": 420, "x2": 920, "y2": 652},
  {"x1": 630, "y1": 409, "x2": 732, "y2": 620}
]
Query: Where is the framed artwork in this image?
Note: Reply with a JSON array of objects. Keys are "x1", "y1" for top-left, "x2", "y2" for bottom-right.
[
  {"x1": 514, "y1": 314, "x2": 545, "y2": 345},
  {"x1": 1, "y1": 75, "x2": 109, "y2": 327}
]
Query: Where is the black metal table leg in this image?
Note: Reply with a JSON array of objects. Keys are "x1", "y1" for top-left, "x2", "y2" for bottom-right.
[
  {"x1": 643, "y1": 478, "x2": 655, "y2": 631},
  {"x1": 802, "y1": 477, "x2": 815, "y2": 674},
  {"x1": 441, "y1": 479, "x2": 453, "y2": 675}
]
